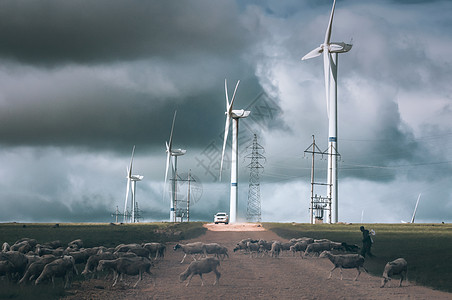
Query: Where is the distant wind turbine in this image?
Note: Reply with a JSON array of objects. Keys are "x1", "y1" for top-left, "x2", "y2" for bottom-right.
[
  {"x1": 165, "y1": 111, "x2": 186, "y2": 222},
  {"x1": 402, "y1": 193, "x2": 421, "y2": 224},
  {"x1": 220, "y1": 79, "x2": 250, "y2": 223},
  {"x1": 302, "y1": 0, "x2": 352, "y2": 223},
  {"x1": 124, "y1": 145, "x2": 144, "y2": 223}
]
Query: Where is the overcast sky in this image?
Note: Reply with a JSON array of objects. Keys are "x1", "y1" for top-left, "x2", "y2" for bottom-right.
[{"x1": 0, "y1": 0, "x2": 451, "y2": 224}]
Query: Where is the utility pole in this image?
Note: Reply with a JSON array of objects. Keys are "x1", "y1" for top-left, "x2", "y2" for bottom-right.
[
  {"x1": 304, "y1": 135, "x2": 339, "y2": 224},
  {"x1": 111, "y1": 206, "x2": 121, "y2": 223},
  {"x1": 246, "y1": 134, "x2": 265, "y2": 222}
]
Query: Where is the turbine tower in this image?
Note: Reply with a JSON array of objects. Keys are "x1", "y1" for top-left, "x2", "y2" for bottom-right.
[
  {"x1": 124, "y1": 145, "x2": 144, "y2": 223},
  {"x1": 220, "y1": 79, "x2": 250, "y2": 223},
  {"x1": 302, "y1": 0, "x2": 352, "y2": 223},
  {"x1": 165, "y1": 111, "x2": 186, "y2": 222}
]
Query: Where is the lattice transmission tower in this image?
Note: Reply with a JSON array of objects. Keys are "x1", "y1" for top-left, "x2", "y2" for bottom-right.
[{"x1": 245, "y1": 134, "x2": 266, "y2": 222}]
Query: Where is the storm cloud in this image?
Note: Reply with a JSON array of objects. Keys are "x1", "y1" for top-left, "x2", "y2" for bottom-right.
[{"x1": 0, "y1": 0, "x2": 451, "y2": 223}]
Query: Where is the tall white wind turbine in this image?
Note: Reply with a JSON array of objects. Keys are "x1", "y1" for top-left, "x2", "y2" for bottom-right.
[
  {"x1": 220, "y1": 79, "x2": 250, "y2": 223},
  {"x1": 124, "y1": 145, "x2": 144, "y2": 223},
  {"x1": 302, "y1": 0, "x2": 352, "y2": 223},
  {"x1": 165, "y1": 111, "x2": 186, "y2": 222}
]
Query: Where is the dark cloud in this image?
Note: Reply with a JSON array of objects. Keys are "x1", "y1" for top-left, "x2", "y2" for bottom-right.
[{"x1": 0, "y1": 0, "x2": 252, "y2": 65}]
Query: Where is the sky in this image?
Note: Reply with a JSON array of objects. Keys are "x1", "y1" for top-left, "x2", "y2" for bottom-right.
[{"x1": 0, "y1": 0, "x2": 451, "y2": 224}]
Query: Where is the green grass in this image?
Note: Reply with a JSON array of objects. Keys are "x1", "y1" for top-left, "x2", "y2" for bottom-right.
[
  {"x1": 264, "y1": 222, "x2": 452, "y2": 293},
  {"x1": 0, "y1": 222, "x2": 207, "y2": 300}
]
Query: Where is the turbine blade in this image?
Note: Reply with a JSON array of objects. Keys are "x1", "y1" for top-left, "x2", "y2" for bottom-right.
[
  {"x1": 323, "y1": 51, "x2": 331, "y2": 117},
  {"x1": 164, "y1": 151, "x2": 171, "y2": 189},
  {"x1": 229, "y1": 80, "x2": 240, "y2": 112},
  {"x1": 224, "y1": 79, "x2": 230, "y2": 109},
  {"x1": 129, "y1": 145, "x2": 135, "y2": 178},
  {"x1": 411, "y1": 193, "x2": 421, "y2": 223},
  {"x1": 219, "y1": 115, "x2": 231, "y2": 180},
  {"x1": 168, "y1": 111, "x2": 177, "y2": 152},
  {"x1": 124, "y1": 177, "x2": 131, "y2": 222},
  {"x1": 302, "y1": 46, "x2": 323, "y2": 60},
  {"x1": 324, "y1": 0, "x2": 336, "y2": 45}
]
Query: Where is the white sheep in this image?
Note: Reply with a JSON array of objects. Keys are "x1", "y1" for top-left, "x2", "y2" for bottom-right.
[
  {"x1": 319, "y1": 251, "x2": 367, "y2": 281},
  {"x1": 19, "y1": 255, "x2": 58, "y2": 284},
  {"x1": 35, "y1": 256, "x2": 78, "y2": 288},
  {"x1": 81, "y1": 252, "x2": 117, "y2": 278},
  {"x1": 290, "y1": 241, "x2": 309, "y2": 257},
  {"x1": 270, "y1": 241, "x2": 282, "y2": 258},
  {"x1": 97, "y1": 256, "x2": 152, "y2": 288},
  {"x1": 179, "y1": 257, "x2": 221, "y2": 286},
  {"x1": 246, "y1": 241, "x2": 262, "y2": 258},
  {"x1": 1, "y1": 242, "x2": 10, "y2": 253},
  {"x1": 381, "y1": 258, "x2": 407, "y2": 288},
  {"x1": 304, "y1": 242, "x2": 332, "y2": 257},
  {"x1": 204, "y1": 243, "x2": 229, "y2": 260},
  {"x1": 173, "y1": 242, "x2": 207, "y2": 263},
  {"x1": 142, "y1": 242, "x2": 166, "y2": 260}
]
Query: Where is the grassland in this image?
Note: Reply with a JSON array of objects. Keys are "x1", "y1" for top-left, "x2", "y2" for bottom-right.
[
  {"x1": 264, "y1": 222, "x2": 452, "y2": 293},
  {"x1": 1, "y1": 222, "x2": 451, "y2": 299},
  {"x1": 0, "y1": 222, "x2": 207, "y2": 300}
]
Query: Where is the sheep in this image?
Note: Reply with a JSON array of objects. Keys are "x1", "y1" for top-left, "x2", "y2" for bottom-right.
[
  {"x1": 246, "y1": 241, "x2": 262, "y2": 258},
  {"x1": 19, "y1": 255, "x2": 59, "y2": 284},
  {"x1": 114, "y1": 243, "x2": 142, "y2": 253},
  {"x1": 290, "y1": 241, "x2": 309, "y2": 257},
  {"x1": 179, "y1": 257, "x2": 221, "y2": 286},
  {"x1": 142, "y1": 242, "x2": 166, "y2": 260},
  {"x1": 0, "y1": 260, "x2": 14, "y2": 282},
  {"x1": 81, "y1": 252, "x2": 117, "y2": 278},
  {"x1": 1, "y1": 242, "x2": 10, "y2": 253},
  {"x1": 341, "y1": 242, "x2": 360, "y2": 253},
  {"x1": 204, "y1": 243, "x2": 229, "y2": 260},
  {"x1": 304, "y1": 242, "x2": 332, "y2": 257},
  {"x1": 67, "y1": 239, "x2": 83, "y2": 250},
  {"x1": 381, "y1": 258, "x2": 408, "y2": 288},
  {"x1": 35, "y1": 244, "x2": 64, "y2": 257},
  {"x1": 319, "y1": 251, "x2": 367, "y2": 281},
  {"x1": 215, "y1": 245, "x2": 229, "y2": 260},
  {"x1": 173, "y1": 242, "x2": 207, "y2": 263},
  {"x1": 258, "y1": 240, "x2": 273, "y2": 254},
  {"x1": 65, "y1": 250, "x2": 89, "y2": 265},
  {"x1": 280, "y1": 242, "x2": 293, "y2": 252},
  {"x1": 96, "y1": 256, "x2": 152, "y2": 288},
  {"x1": 35, "y1": 255, "x2": 78, "y2": 288},
  {"x1": 0, "y1": 251, "x2": 29, "y2": 280},
  {"x1": 290, "y1": 237, "x2": 314, "y2": 244},
  {"x1": 13, "y1": 238, "x2": 37, "y2": 249},
  {"x1": 270, "y1": 241, "x2": 282, "y2": 258},
  {"x1": 10, "y1": 241, "x2": 33, "y2": 254}
]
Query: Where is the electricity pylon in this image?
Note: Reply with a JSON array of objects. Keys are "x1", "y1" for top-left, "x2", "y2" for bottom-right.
[{"x1": 246, "y1": 134, "x2": 265, "y2": 222}]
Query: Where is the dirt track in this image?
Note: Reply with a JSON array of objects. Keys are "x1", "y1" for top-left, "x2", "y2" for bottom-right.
[{"x1": 64, "y1": 223, "x2": 452, "y2": 300}]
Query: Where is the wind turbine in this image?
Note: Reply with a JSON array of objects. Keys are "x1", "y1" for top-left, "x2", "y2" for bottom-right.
[
  {"x1": 220, "y1": 79, "x2": 250, "y2": 223},
  {"x1": 402, "y1": 193, "x2": 421, "y2": 224},
  {"x1": 302, "y1": 0, "x2": 352, "y2": 223},
  {"x1": 124, "y1": 145, "x2": 144, "y2": 223},
  {"x1": 165, "y1": 111, "x2": 186, "y2": 222}
]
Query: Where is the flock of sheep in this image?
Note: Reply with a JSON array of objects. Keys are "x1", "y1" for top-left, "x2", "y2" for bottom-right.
[
  {"x1": 231, "y1": 237, "x2": 407, "y2": 288},
  {"x1": 0, "y1": 234, "x2": 408, "y2": 291},
  {"x1": 0, "y1": 238, "x2": 165, "y2": 288}
]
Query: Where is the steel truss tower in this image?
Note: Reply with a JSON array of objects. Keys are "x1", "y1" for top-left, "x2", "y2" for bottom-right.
[{"x1": 246, "y1": 134, "x2": 265, "y2": 222}]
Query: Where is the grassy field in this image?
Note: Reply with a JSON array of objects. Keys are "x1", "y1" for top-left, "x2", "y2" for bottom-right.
[
  {"x1": 1, "y1": 222, "x2": 451, "y2": 298},
  {"x1": 0, "y1": 222, "x2": 207, "y2": 300},
  {"x1": 264, "y1": 222, "x2": 452, "y2": 293}
]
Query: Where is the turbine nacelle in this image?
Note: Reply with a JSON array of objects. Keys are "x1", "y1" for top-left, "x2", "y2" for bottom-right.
[
  {"x1": 171, "y1": 149, "x2": 186, "y2": 156},
  {"x1": 130, "y1": 175, "x2": 144, "y2": 181},
  {"x1": 229, "y1": 109, "x2": 250, "y2": 119}
]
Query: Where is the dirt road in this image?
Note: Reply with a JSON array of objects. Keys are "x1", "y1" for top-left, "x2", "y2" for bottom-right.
[{"x1": 64, "y1": 223, "x2": 452, "y2": 300}]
